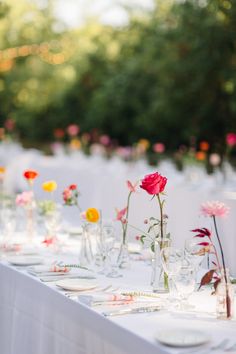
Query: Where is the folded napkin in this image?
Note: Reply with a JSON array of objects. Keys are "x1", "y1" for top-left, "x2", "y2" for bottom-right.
[
  {"x1": 0, "y1": 243, "x2": 22, "y2": 253},
  {"x1": 78, "y1": 294, "x2": 134, "y2": 306},
  {"x1": 28, "y1": 264, "x2": 71, "y2": 275}
]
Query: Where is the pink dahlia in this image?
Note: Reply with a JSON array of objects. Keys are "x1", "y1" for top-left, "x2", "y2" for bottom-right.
[{"x1": 201, "y1": 201, "x2": 230, "y2": 218}]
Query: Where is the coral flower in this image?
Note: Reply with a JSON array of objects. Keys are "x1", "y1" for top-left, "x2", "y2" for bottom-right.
[
  {"x1": 195, "y1": 151, "x2": 206, "y2": 161},
  {"x1": 42, "y1": 180, "x2": 57, "y2": 193},
  {"x1": 67, "y1": 124, "x2": 80, "y2": 136},
  {"x1": 199, "y1": 141, "x2": 210, "y2": 151},
  {"x1": 23, "y1": 170, "x2": 38, "y2": 184},
  {"x1": 153, "y1": 143, "x2": 165, "y2": 153},
  {"x1": 85, "y1": 208, "x2": 100, "y2": 223},
  {"x1": 201, "y1": 201, "x2": 230, "y2": 218}
]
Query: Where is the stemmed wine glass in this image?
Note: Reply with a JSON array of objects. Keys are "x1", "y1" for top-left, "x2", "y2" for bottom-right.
[
  {"x1": 174, "y1": 259, "x2": 196, "y2": 310},
  {"x1": 160, "y1": 247, "x2": 183, "y2": 300}
]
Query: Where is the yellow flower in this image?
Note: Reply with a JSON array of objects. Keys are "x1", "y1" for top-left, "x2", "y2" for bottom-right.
[
  {"x1": 0, "y1": 166, "x2": 6, "y2": 174},
  {"x1": 85, "y1": 208, "x2": 100, "y2": 223},
  {"x1": 137, "y1": 139, "x2": 150, "y2": 151},
  {"x1": 42, "y1": 180, "x2": 57, "y2": 193},
  {"x1": 70, "y1": 138, "x2": 81, "y2": 150}
]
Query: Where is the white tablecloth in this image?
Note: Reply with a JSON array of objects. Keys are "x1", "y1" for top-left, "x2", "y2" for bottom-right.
[{"x1": 1, "y1": 260, "x2": 236, "y2": 354}]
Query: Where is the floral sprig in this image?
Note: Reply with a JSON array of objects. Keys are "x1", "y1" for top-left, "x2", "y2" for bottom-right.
[
  {"x1": 193, "y1": 200, "x2": 231, "y2": 318},
  {"x1": 62, "y1": 184, "x2": 81, "y2": 211},
  {"x1": 140, "y1": 172, "x2": 168, "y2": 243},
  {"x1": 115, "y1": 180, "x2": 138, "y2": 244}
]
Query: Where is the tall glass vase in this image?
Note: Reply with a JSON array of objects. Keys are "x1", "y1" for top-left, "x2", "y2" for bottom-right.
[
  {"x1": 79, "y1": 223, "x2": 94, "y2": 268},
  {"x1": 216, "y1": 268, "x2": 234, "y2": 320},
  {"x1": 151, "y1": 237, "x2": 171, "y2": 293},
  {"x1": 25, "y1": 200, "x2": 36, "y2": 243},
  {"x1": 117, "y1": 240, "x2": 130, "y2": 269}
]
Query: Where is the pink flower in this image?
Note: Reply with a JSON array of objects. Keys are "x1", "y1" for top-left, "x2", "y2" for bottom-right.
[
  {"x1": 99, "y1": 135, "x2": 110, "y2": 146},
  {"x1": 62, "y1": 188, "x2": 72, "y2": 203},
  {"x1": 127, "y1": 180, "x2": 138, "y2": 193},
  {"x1": 153, "y1": 143, "x2": 165, "y2": 154},
  {"x1": 16, "y1": 191, "x2": 34, "y2": 207},
  {"x1": 201, "y1": 201, "x2": 230, "y2": 218},
  {"x1": 67, "y1": 124, "x2": 80, "y2": 137},
  {"x1": 115, "y1": 207, "x2": 127, "y2": 221},
  {"x1": 209, "y1": 153, "x2": 221, "y2": 166},
  {"x1": 226, "y1": 133, "x2": 236, "y2": 147},
  {"x1": 140, "y1": 172, "x2": 167, "y2": 195}
]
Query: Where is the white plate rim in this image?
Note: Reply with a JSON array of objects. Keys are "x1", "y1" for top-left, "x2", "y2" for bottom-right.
[
  {"x1": 7, "y1": 256, "x2": 43, "y2": 266},
  {"x1": 56, "y1": 278, "x2": 98, "y2": 291},
  {"x1": 155, "y1": 328, "x2": 210, "y2": 347}
]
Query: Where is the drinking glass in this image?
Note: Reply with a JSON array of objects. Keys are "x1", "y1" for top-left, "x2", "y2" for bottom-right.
[
  {"x1": 184, "y1": 237, "x2": 207, "y2": 270},
  {"x1": 174, "y1": 260, "x2": 196, "y2": 310},
  {"x1": 160, "y1": 247, "x2": 183, "y2": 300}
]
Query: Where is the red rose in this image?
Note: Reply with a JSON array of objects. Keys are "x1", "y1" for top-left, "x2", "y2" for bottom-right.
[
  {"x1": 140, "y1": 172, "x2": 167, "y2": 195},
  {"x1": 69, "y1": 184, "x2": 77, "y2": 190}
]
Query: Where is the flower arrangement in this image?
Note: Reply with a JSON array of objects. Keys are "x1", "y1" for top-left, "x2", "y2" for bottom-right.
[
  {"x1": 115, "y1": 180, "x2": 138, "y2": 245},
  {"x1": 16, "y1": 191, "x2": 34, "y2": 208},
  {"x1": 62, "y1": 184, "x2": 81, "y2": 211},
  {"x1": 140, "y1": 172, "x2": 168, "y2": 246},
  {"x1": 192, "y1": 200, "x2": 232, "y2": 318}
]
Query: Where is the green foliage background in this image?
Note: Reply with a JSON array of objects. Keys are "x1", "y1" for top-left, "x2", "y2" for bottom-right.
[{"x1": 0, "y1": 0, "x2": 235, "y2": 151}]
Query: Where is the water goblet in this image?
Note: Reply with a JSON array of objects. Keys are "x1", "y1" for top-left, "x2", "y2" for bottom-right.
[{"x1": 173, "y1": 259, "x2": 196, "y2": 310}]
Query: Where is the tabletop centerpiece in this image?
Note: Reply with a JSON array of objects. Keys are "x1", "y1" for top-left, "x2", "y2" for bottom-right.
[
  {"x1": 115, "y1": 180, "x2": 138, "y2": 269},
  {"x1": 140, "y1": 171, "x2": 170, "y2": 293},
  {"x1": 16, "y1": 169, "x2": 38, "y2": 242},
  {"x1": 192, "y1": 200, "x2": 233, "y2": 319}
]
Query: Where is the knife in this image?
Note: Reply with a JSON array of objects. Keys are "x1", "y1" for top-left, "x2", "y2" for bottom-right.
[{"x1": 102, "y1": 305, "x2": 161, "y2": 317}]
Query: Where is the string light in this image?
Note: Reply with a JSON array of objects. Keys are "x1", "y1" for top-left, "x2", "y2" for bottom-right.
[{"x1": 0, "y1": 39, "x2": 73, "y2": 71}]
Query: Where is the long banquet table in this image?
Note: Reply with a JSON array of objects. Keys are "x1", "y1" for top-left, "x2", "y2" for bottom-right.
[{"x1": 1, "y1": 251, "x2": 236, "y2": 354}]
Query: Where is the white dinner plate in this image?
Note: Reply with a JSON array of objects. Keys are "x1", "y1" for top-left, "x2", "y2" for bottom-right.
[
  {"x1": 7, "y1": 256, "x2": 44, "y2": 266},
  {"x1": 56, "y1": 278, "x2": 98, "y2": 291},
  {"x1": 155, "y1": 328, "x2": 210, "y2": 347}
]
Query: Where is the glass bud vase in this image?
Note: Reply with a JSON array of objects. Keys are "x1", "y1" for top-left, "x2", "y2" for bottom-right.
[
  {"x1": 25, "y1": 199, "x2": 36, "y2": 243},
  {"x1": 117, "y1": 239, "x2": 130, "y2": 269},
  {"x1": 151, "y1": 237, "x2": 171, "y2": 293},
  {"x1": 79, "y1": 223, "x2": 94, "y2": 268},
  {"x1": 216, "y1": 268, "x2": 234, "y2": 320}
]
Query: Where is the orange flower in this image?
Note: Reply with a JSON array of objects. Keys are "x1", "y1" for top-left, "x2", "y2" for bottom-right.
[
  {"x1": 85, "y1": 208, "x2": 100, "y2": 223},
  {"x1": 23, "y1": 170, "x2": 39, "y2": 185},
  {"x1": 195, "y1": 151, "x2": 206, "y2": 161},
  {"x1": 0, "y1": 166, "x2": 6, "y2": 174},
  {"x1": 199, "y1": 141, "x2": 210, "y2": 151}
]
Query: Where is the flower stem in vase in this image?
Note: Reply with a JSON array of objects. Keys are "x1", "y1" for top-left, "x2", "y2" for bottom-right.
[{"x1": 213, "y1": 216, "x2": 232, "y2": 319}]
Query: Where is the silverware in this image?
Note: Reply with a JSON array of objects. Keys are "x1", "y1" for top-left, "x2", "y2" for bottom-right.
[
  {"x1": 121, "y1": 291, "x2": 160, "y2": 299},
  {"x1": 102, "y1": 305, "x2": 161, "y2": 317},
  {"x1": 39, "y1": 274, "x2": 96, "y2": 282},
  {"x1": 66, "y1": 285, "x2": 117, "y2": 297}
]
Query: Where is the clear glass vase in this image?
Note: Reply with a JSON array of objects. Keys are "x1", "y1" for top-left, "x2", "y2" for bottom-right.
[
  {"x1": 79, "y1": 223, "x2": 94, "y2": 268},
  {"x1": 216, "y1": 268, "x2": 234, "y2": 320},
  {"x1": 25, "y1": 202, "x2": 36, "y2": 243},
  {"x1": 117, "y1": 240, "x2": 130, "y2": 269},
  {"x1": 151, "y1": 237, "x2": 171, "y2": 293}
]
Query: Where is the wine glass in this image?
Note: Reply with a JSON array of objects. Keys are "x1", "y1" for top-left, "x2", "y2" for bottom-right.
[
  {"x1": 184, "y1": 237, "x2": 207, "y2": 271},
  {"x1": 160, "y1": 247, "x2": 184, "y2": 300},
  {"x1": 174, "y1": 259, "x2": 196, "y2": 310}
]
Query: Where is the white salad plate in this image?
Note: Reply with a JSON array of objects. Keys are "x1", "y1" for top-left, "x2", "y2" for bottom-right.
[
  {"x1": 7, "y1": 256, "x2": 44, "y2": 266},
  {"x1": 155, "y1": 328, "x2": 210, "y2": 347}
]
